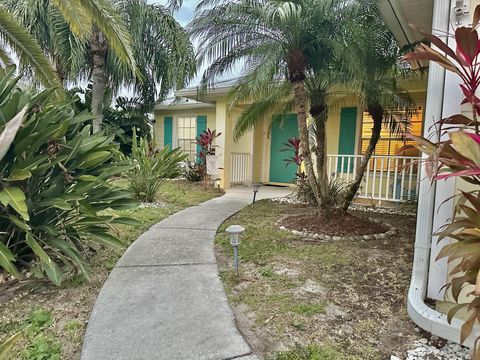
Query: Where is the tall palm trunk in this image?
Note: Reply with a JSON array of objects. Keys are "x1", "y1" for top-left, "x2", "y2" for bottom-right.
[
  {"x1": 311, "y1": 106, "x2": 330, "y2": 208},
  {"x1": 91, "y1": 28, "x2": 107, "y2": 133},
  {"x1": 292, "y1": 80, "x2": 321, "y2": 205},
  {"x1": 342, "y1": 103, "x2": 383, "y2": 211},
  {"x1": 52, "y1": 55, "x2": 66, "y2": 84}
]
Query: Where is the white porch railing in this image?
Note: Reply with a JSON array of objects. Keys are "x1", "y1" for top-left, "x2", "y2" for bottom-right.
[
  {"x1": 326, "y1": 154, "x2": 422, "y2": 202},
  {"x1": 231, "y1": 152, "x2": 251, "y2": 184}
]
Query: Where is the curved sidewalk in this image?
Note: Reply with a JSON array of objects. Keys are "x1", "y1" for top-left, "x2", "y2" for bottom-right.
[{"x1": 81, "y1": 186, "x2": 291, "y2": 360}]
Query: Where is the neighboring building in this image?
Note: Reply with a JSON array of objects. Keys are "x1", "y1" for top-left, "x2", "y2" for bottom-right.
[{"x1": 154, "y1": 79, "x2": 427, "y2": 204}]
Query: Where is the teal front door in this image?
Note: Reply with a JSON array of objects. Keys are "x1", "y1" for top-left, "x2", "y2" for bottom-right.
[
  {"x1": 269, "y1": 114, "x2": 299, "y2": 183},
  {"x1": 338, "y1": 107, "x2": 357, "y2": 173}
]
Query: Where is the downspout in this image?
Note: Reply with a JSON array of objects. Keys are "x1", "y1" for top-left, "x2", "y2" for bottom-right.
[{"x1": 407, "y1": 0, "x2": 478, "y2": 347}]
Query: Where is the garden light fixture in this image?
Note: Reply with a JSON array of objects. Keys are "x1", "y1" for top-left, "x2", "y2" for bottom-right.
[
  {"x1": 225, "y1": 225, "x2": 245, "y2": 275},
  {"x1": 252, "y1": 183, "x2": 262, "y2": 204}
]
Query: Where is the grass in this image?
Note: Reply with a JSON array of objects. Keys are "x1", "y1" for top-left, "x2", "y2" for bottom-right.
[
  {"x1": 215, "y1": 199, "x2": 418, "y2": 360},
  {"x1": 0, "y1": 179, "x2": 222, "y2": 359},
  {"x1": 271, "y1": 344, "x2": 361, "y2": 360},
  {"x1": 290, "y1": 303, "x2": 326, "y2": 316}
]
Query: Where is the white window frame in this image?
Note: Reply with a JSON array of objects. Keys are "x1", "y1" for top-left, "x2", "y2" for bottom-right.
[{"x1": 175, "y1": 115, "x2": 197, "y2": 161}]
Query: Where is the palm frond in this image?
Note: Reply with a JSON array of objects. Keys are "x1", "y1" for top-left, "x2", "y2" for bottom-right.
[
  {"x1": 0, "y1": 7, "x2": 63, "y2": 97},
  {"x1": 59, "y1": 0, "x2": 137, "y2": 74},
  {"x1": 50, "y1": 0, "x2": 92, "y2": 41},
  {"x1": 0, "y1": 46, "x2": 13, "y2": 66}
]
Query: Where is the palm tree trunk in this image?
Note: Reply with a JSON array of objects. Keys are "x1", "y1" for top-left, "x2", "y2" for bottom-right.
[
  {"x1": 312, "y1": 111, "x2": 330, "y2": 208},
  {"x1": 342, "y1": 104, "x2": 383, "y2": 211},
  {"x1": 292, "y1": 80, "x2": 321, "y2": 205},
  {"x1": 52, "y1": 56, "x2": 66, "y2": 84},
  {"x1": 91, "y1": 28, "x2": 107, "y2": 133}
]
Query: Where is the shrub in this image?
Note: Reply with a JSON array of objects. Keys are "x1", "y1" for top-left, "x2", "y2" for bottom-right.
[
  {"x1": 182, "y1": 161, "x2": 204, "y2": 182},
  {"x1": 0, "y1": 66, "x2": 140, "y2": 285},
  {"x1": 284, "y1": 138, "x2": 346, "y2": 206},
  {"x1": 127, "y1": 130, "x2": 187, "y2": 202}
]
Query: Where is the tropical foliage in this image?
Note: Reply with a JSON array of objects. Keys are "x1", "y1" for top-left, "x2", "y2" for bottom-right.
[
  {"x1": 340, "y1": 4, "x2": 413, "y2": 210},
  {"x1": 191, "y1": 0, "x2": 410, "y2": 211},
  {"x1": 5, "y1": 0, "x2": 194, "y2": 132},
  {"x1": 0, "y1": 6, "x2": 63, "y2": 97},
  {"x1": 406, "y1": 9, "x2": 480, "y2": 358},
  {"x1": 127, "y1": 129, "x2": 187, "y2": 202},
  {"x1": 1, "y1": 0, "x2": 136, "y2": 94},
  {"x1": 89, "y1": 0, "x2": 195, "y2": 130},
  {"x1": 191, "y1": 0, "x2": 346, "y2": 206},
  {"x1": 0, "y1": 66, "x2": 140, "y2": 285},
  {"x1": 195, "y1": 128, "x2": 222, "y2": 180},
  {"x1": 182, "y1": 161, "x2": 204, "y2": 183},
  {"x1": 69, "y1": 85, "x2": 152, "y2": 154}
]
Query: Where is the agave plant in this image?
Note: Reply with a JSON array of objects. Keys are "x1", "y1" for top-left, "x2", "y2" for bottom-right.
[
  {"x1": 406, "y1": 6, "x2": 480, "y2": 357},
  {"x1": 0, "y1": 66, "x2": 140, "y2": 285}
]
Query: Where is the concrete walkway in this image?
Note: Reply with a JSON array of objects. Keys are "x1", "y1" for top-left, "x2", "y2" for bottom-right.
[{"x1": 81, "y1": 186, "x2": 292, "y2": 360}]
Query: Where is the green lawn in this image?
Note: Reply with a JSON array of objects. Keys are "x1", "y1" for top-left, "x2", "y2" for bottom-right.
[
  {"x1": 0, "y1": 180, "x2": 222, "y2": 360},
  {"x1": 215, "y1": 200, "x2": 418, "y2": 360}
]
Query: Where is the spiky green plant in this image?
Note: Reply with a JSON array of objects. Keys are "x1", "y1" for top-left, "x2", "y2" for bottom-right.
[
  {"x1": 0, "y1": 66, "x2": 140, "y2": 285},
  {"x1": 127, "y1": 129, "x2": 187, "y2": 202}
]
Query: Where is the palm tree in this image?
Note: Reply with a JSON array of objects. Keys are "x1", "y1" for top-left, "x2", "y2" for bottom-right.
[
  {"x1": 190, "y1": 0, "x2": 355, "y2": 205},
  {"x1": 230, "y1": 67, "x2": 351, "y2": 208},
  {"x1": 0, "y1": 6, "x2": 63, "y2": 97},
  {"x1": 90, "y1": 0, "x2": 195, "y2": 131},
  {"x1": 8, "y1": 0, "x2": 194, "y2": 132},
  {"x1": 107, "y1": 0, "x2": 195, "y2": 112},
  {"x1": 4, "y1": 0, "x2": 137, "y2": 128},
  {"x1": 340, "y1": 5, "x2": 412, "y2": 211},
  {"x1": 6, "y1": 0, "x2": 88, "y2": 83}
]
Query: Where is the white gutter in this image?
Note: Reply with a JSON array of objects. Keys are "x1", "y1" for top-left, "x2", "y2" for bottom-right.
[{"x1": 408, "y1": 0, "x2": 478, "y2": 347}]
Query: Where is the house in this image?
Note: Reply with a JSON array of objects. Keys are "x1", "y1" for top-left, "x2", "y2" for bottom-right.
[
  {"x1": 154, "y1": 79, "x2": 427, "y2": 204},
  {"x1": 153, "y1": 0, "x2": 480, "y2": 348}
]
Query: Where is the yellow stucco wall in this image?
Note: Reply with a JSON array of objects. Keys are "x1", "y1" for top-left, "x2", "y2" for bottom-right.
[
  {"x1": 154, "y1": 78, "x2": 427, "y2": 188},
  {"x1": 153, "y1": 108, "x2": 216, "y2": 149}
]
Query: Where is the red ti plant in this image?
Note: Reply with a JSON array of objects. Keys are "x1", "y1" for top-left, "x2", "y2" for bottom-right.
[
  {"x1": 282, "y1": 137, "x2": 306, "y2": 179},
  {"x1": 195, "y1": 128, "x2": 222, "y2": 165},
  {"x1": 405, "y1": 8, "x2": 480, "y2": 356},
  {"x1": 282, "y1": 137, "x2": 304, "y2": 168}
]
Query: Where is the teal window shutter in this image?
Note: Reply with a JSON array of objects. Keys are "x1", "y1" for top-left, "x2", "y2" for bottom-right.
[
  {"x1": 164, "y1": 116, "x2": 173, "y2": 149},
  {"x1": 196, "y1": 115, "x2": 207, "y2": 162},
  {"x1": 337, "y1": 107, "x2": 357, "y2": 173}
]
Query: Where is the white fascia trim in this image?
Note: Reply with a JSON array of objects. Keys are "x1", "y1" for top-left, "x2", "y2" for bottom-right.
[
  {"x1": 174, "y1": 86, "x2": 233, "y2": 101},
  {"x1": 154, "y1": 103, "x2": 215, "y2": 111},
  {"x1": 408, "y1": 0, "x2": 478, "y2": 347}
]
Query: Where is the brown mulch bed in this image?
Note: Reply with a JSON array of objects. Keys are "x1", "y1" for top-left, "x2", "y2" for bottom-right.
[{"x1": 280, "y1": 212, "x2": 389, "y2": 236}]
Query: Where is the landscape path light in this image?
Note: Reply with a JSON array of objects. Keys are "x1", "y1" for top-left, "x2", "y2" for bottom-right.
[
  {"x1": 225, "y1": 225, "x2": 245, "y2": 275},
  {"x1": 252, "y1": 183, "x2": 262, "y2": 204}
]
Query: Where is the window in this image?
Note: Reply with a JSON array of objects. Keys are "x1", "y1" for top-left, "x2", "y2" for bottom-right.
[
  {"x1": 360, "y1": 108, "x2": 423, "y2": 157},
  {"x1": 177, "y1": 116, "x2": 196, "y2": 161}
]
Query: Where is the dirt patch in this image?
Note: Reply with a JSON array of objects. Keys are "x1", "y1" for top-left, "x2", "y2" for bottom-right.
[
  {"x1": 215, "y1": 200, "x2": 420, "y2": 359},
  {"x1": 280, "y1": 212, "x2": 388, "y2": 236}
]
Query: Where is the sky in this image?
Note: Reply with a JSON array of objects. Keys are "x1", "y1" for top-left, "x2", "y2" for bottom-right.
[
  {"x1": 149, "y1": 0, "x2": 239, "y2": 97},
  {"x1": 149, "y1": 0, "x2": 197, "y2": 26}
]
